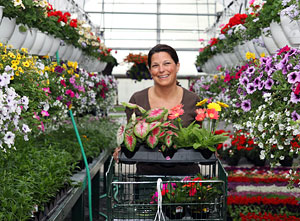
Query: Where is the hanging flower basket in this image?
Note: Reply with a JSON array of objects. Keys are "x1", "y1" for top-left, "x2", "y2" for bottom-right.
[{"x1": 124, "y1": 53, "x2": 151, "y2": 81}]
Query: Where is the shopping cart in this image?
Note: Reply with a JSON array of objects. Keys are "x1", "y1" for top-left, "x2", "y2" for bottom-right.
[{"x1": 105, "y1": 152, "x2": 227, "y2": 221}]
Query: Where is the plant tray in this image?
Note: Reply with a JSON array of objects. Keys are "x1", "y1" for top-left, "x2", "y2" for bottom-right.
[{"x1": 119, "y1": 144, "x2": 216, "y2": 164}]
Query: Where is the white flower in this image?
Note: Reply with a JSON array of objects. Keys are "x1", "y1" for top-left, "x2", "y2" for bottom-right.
[
  {"x1": 271, "y1": 154, "x2": 274, "y2": 158},
  {"x1": 279, "y1": 124, "x2": 285, "y2": 130},
  {"x1": 259, "y1": 150, "x2": 265, "y2": 159},
  {"x1": 293, "y1": 129, "x2": 300, "y2": 136},
  {"x1": 278, "y1": 145, "x2": 284, "y2": 150},
  {"x1": 258, "y1": 142, "x2": 264, "y2": 149},
  {"x1": 263, "y1": 93, "x2": 271, "y2": 98},
  {"x1": 284, "y1": 97, "x2": 288, "y2": 101},
  {"x1": 286, "y1": 126, "x2": 292, "y2": 131},
  {"x1": 22, "y1": 124, "x2": 31, "y2": 133},
  {"x1": 258, "y1": 124, "x2": 264, "y2": 132},
  {"x1": 286, "y1": 111, "x2": 290, "y2": 117},
  {"x1": 279, "y1": 156, "x2": 285, "y2": 160},
  {"x1": 4, "y1": 131, "x2": 15, "y2": 146}
]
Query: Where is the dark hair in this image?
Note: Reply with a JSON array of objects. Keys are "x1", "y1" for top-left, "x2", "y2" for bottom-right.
[{"x1": 147, "y1": 44, "x2": 179, "y2": 68}]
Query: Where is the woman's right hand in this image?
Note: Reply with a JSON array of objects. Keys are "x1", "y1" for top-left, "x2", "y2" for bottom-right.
[{"x1": 113, "y1": 146, "x2": 121, "y2": 163}]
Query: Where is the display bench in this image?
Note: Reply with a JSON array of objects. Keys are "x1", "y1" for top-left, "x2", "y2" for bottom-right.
[{"x1": 47, "y1": 149, "x2": 111, "y2": 221}]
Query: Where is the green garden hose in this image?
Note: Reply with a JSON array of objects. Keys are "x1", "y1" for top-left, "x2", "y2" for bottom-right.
[{"x1": 56, "y1": 51, "x2": 93, "y2": 221}]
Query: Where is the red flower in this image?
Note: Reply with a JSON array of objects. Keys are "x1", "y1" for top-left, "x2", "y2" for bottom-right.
[{"x1": 70, "y1": 19, "x2": 77, "y2": 28}]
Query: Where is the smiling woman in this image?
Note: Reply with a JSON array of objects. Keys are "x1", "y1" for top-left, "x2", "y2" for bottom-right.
[{"x1": 113, "y1": 44, "x2": 202, "y2": 175}]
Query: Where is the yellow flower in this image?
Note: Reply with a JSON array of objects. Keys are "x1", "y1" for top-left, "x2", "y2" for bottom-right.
[
  {"x1": 0, "y1": 43, "x2": 3, "y2": 47},
  {"x1": 15, "y1": 71, "x2": 20, "y2": 76},
  {"x1": 220, "y1": 75, "x2": 225, "y2": 79},
  {"x1": 216, "y1": 101, "x2": 229, "y2": 108},
  {"x1": 18, "y1": 67, "x2": 24, "y2": 73},
  {"x1": 245, "y1": 52, "x2": 255, "y2": 60},
  {"x1": 8, "y1": 52, "x2": 16, "y2": 59},
  {"x1": 11, "y1": 60, "x2": 17, "y2": 65},
  {"x1": 75, "y1": 74, "x2": 79, "y2": 78},
  {"x1": 22, "y1": 61, "x2": 30, "y2": 67},
  {"x1": 196, "y1": 98, "x2": 208, "y2": 106},
  {"x1": 21, "y1": 48, "x2": 28, "y2": 53},
  {"x1": 260, "y1": 52, "x2": 265, "y2": 58},
  {"x1": 207, "y1": 102, "x2": 221, "y2": 111},
  {"x1": 11, "y1": 64, "x2": 18, "y2": 70},
  {"x1": 0, "y1": 63, "x2": 3, "y2": 69},
  {"x1": 7, "y1": 45, "x2": 13, "y2": 49},
  {"x1": 213, "y1": 75, "x2": 218, "y2": 80},
  {"x1": 10, "y1": 75, "x2": 14, "y2": 80},
  {"x1": 17, "y1": 54, "x2": 21, "y2": 60},
  {"x1": 47, "y1": 79, "x2": 50, "y2": 85}
]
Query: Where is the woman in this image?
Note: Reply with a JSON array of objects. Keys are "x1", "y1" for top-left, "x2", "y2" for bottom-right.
[{"x1": 114, "y1": 44, "x2": 201, "y2": 175}]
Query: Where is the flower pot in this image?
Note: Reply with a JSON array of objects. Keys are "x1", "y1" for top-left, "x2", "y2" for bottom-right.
[
  {"x1": 38, "y1": 34, "x2": 54, "y2": 55},
  {"x1": 0, "y1": 17, "x2": 16, "y2": 44},
  {"x1": 120, "y1": 143, "x2": 140, "y2": 159},
  {"x1": 253, "y1": 40, "x2": 270, "y2": 57},
  {"x1": 237, "y1": 44, "x2": 248, "y2": 61},
  {"x1": 20, "y1": 28, "x2": 38, "y2": 51},
  {"x1": 199, "y1": 148, "x2": 214, "y2": 160},
  {"x1": 221, "y1": 52, "x2": 233, "y2": 68},
  {"x1": 279, "y1": 155, "x2": 294, "y2": 167},
  {"x1": 249, "y1": 157, "x2": 266, "y2": 167},
  {"x1": 164, "y1": 205, "x2": 186, "y2": 219},
  {"x1": 280, "y1": 14, "x2": 300, "y2": 47},
  {"x1": 233, "y1": 45, "x2": 244, "y2": 62},
  {"x1": 29, "y1": 30, "x2": 46, "y2": 55},
  {"x1": 187, "y1": 206, "x2": 210, "y2": 219},
  {"x1": 226, "y1": 155, "x2": 240, "y2": 166},
  {"x1": 0, "y1": 6, "x2": 4, "y2": 24},
  {"x1": 7, "y1": 23, "x2": 28, "y2": 49},
  {"x1": 48, "y1": 37, "x2": 60, "y2": 56},
  {"x1": 61, "y1": 44, "x2": 74, "y2": 61},
  {"x1": 228, "y1": 52, "x2": 240, "y2": 67},
  {"x1": 57, "y1": 43, "x2": 68, "y2": 59},
  {"x1": 97, "y1": 61, "x2": 107, "y2": 73},
  {"x1": 69, "y1": 46, "x2": 79, "y2": 61},
  {"x1": 261, "y1": 32, "x2": 279, "y2": 55},
  {"x1": 245, "y1": 41, "x2": 259, "y2": 56},
  {"x1": 270, "y1": 21, "x2": 291, "y2": 48}
]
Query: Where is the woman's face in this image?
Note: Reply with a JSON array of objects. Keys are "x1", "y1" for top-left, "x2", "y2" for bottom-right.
[{"x1": 149, "y1": 52, "x2": 180, "y2": 87}]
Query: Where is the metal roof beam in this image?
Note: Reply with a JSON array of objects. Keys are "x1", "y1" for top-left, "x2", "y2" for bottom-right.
[{"x1": 86, "y1": 11, "x2": 217, "y2": 16}]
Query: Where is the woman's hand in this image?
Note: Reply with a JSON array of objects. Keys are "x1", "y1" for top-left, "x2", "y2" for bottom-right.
[{"x1": 113, "y1": 146, "x2": 121, "y2": 163}]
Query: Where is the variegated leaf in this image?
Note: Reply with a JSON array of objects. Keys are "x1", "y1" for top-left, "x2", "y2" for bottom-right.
[
  {"x1": 124, "y1": 131, "x2": 136, "y2": 152},
  {"x1": 121, "y1": 102, "x2": 137, "y2": 109},
  {"x1": 165, "y1": 135, "x2": 172, "y2": 148},
  {"x1": 161, "y1": 121, "x2": 171, "y2": 127},
  {"x1": 149, "y1": 121, "x2": 161, "y2": 131},
  {"x1": 158, "y1": 131, "x2": 165, "y2": 138},
  {"x1": 160, "y1": 145, "x2": 166, "y2": 152},
  {"x1": 146, "y1": 133, "x2": 159, "y2": 149},
  {"x1": 146, "y1": 108, "x2": 168, "y2": 122},
  {"x1": 116, "y1": 124, "x2": 125, "y2": 146},
  {"x1": 151, "y1": 126, "x2": 161, "y2": 136},
  {"x1": 134, "y1": 120, "x2": 150, "y2": 139},
  {"x1": 168, "y1": 123, "x2": 178, "y2": 130}
]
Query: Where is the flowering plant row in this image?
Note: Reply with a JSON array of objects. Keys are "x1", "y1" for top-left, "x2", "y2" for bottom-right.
[
  {"x1": 191, "y1": 47, "x2": 300, "y2": 168},
  {"x1": 0, "y1": 0, "x2": 117, "y2": 66},
  {"x1": 124, "y1": 53, "x2": 151, "y2": 81},
  {"x1": 0, "y1": 44, "x2": 117, "y2": 153}
]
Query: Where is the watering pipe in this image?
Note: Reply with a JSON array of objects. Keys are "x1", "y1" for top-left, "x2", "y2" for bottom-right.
[{"x1": 56, "y1": 51, "x2": 93, "y2": 221}]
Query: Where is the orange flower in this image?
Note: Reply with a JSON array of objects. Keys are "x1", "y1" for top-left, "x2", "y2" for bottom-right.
[
  {"x1": 168, "y1": 104, "x2": 184, "y2": 120},
  {"x1": 206, "y1": 109, "x2": 219, "y2": 120},
  {"x1": 195, "y1": 108, "x2": 206, "y2": 121}
]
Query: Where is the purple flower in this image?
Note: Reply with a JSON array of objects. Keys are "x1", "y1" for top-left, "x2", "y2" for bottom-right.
[
  {"x1": 235, "y1": 102, "x2": 241, "y2": 108},
  {"x1": 264, "y1": 78, "x2": 274, "y2": 90},
  {"x1": 246, "y1": 83, "x2": 256, "y2": 94},
  {"x1": 241, "y1": 99, "x2": 251, "y2": 112},
  {"x1": 54, "y1": 66, "x2": 65, "y2": 73},
  {"x1": 292, "y1": 110, "x2": 300, "y2": 121},
  {"x1": 246, "y1": 66, "x2": 255, "y2": 75},
  {"x1": 81, "y1": 42, "x2": 87, "y2": 48},
  {"x1": 287, "y1": 48, "x2": 297, "y2": 56},
  {"x1": 291, "y1": 92, "x2": 300, "y2": 103},
  {"x1": 236, "y1": 87, "x2": 243, "y2": 95},
  {"x1": 240, "y1": 76, "x2": 249, "y2": 86},
  {"x1": 287, "y1": 71, "x2": 300, "y2": 84},
  {"x1": 253, "y1": 77, "x2": 261, "y2": 87},
  {"x1": 260, "y1": 57, "x2": 268, "y2": 64}
]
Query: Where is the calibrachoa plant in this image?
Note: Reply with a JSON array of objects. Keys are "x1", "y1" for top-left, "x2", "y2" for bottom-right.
[{"x1": 124, "y1": 53, "x2": 151, "y2": 81}]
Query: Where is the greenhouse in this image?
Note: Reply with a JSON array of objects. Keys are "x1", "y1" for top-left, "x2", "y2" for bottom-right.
[{"x1": 0, "y1": 0, "x2": 300, "y2": 220}]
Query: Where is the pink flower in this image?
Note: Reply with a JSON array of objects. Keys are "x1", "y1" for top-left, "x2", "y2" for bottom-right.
[
  {"x1": 249, "y1": 0, "x2": 255, "y2": 5},
  {"x1": 198, "y1": 38, "x2": 204, "y2": 42},
  {"x1": 69, "y1": 76, "x2": 76, "y2": 84},
  {"x1": 195, "y1": 108, "x2": 206, "y2": 121},
  {"x1": 38, "y1": 121, "x2": 45, "y2": 132},
  {"x1": 33, "y1": 112, "x2": 40, "y2": 121},
  {"x1": 199, "y1": 48, "x2": 204, "y2": 52},
  {"x1": 75, "y1": 93, "x2": 79, "y2": 99},
  {"x1": 42, "y1": 87, "x2": 51, "y2": 94},
  {"x1": 219, "y1": 24, "x2": 225, "y2": 28},
  {"x1": 66, "y1": 89, "x2": 75, "y2": 98},
  {"x1": 217, "y1": 65, "x2": 222, "y2": 71},
  {"x1": 41, "y1": 110, "x2": 49, "y2": 117},
  {"x1": 60, "y1": 79, "x2": 66, "y2": 87},
  {"x1": 56, "y1": 96, "x2": 62, "y2": 101},
  {"x1": 168, "y1": 104, "x2": 184, "y2": 120}
]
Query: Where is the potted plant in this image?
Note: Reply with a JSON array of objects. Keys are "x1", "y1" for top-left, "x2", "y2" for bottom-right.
[
  {"x1": 117, "y1": 102, "x2": 179, "y2": 158},
  {"x1": 124, "y1": 53, "x2": 151, "y2": 81}
]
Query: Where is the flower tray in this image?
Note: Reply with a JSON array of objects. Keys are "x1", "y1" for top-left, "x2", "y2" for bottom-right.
[{"x1": 119, "y1": 144, "x2": 217, "y2": 164}]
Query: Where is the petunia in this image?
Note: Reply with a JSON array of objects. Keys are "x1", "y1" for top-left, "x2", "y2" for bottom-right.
[
  {"x1": 287, "y1": 71, "x2": 300, "y2": 84},
  {"x1": 246, "y1": 83, "x2": 256, "y2": 94},
  {"x1": 4, "y1": 131, "x2": 15, "y2": 146},
  {"x1": 264, "y1": 78, "x2": 274, "y2": 90},
  {"x1": 253, "y1": 77, "x2": 261, "y2": 87},
  {"x1": 41, "y1": 110, "x2": 49, "y2": 117},
  {"x1": 291, "y1": 92, "x2": 300, "y2": 104},
  {"x1": 22, "y1": 124, "x2": 31, "y2": 133},
  {"x1": 241, "y1": 100, "x2": 251, "y2": 112},
  {"x1": 291, "y1": 110, "x2": 300, "y2": 121},
  {"x1": 239, "y1": 76, "x2": 249, "y2": 87}
]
